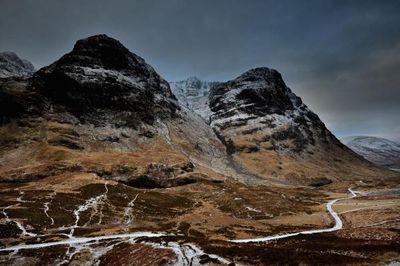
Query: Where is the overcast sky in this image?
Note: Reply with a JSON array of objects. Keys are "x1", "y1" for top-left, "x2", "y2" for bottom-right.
[{"x1": 1, "y1": 0, "x2": 399, "y2": 141}]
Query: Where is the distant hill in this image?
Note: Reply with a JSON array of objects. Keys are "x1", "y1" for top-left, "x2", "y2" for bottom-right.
[
  {"x1": 341, "y1": 136, "x2": 400, "y2": 170},
  {"x1": 0, "y1": 51, "x2": 35, "y2": 78}
]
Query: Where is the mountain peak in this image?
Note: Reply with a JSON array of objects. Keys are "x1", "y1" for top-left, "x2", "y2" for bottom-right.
[
  {"x1": 1, "y1": 51, "x2": 18, "y2": 58},
  {"x1": 186, "y1": 76, "x2": 201, "y2": 82},
  {"x1": 209, "y1": 67, "x2": 349, "y2": 170},
  {"x1": 240, "y1": 67, "x2": 281, "y2": 78},
  {"x1": 30, "y1": 34, "x2": 178, "y2": 124},
  {"x1": 209, "y1": 66, "x2": 299, "y2": 119},
  {"x1": 341, "y1": 136, "x2": 400, "y2": 169},
  {"x1": 234, "y1": 67, "x2": 286, "y2": 91},
  {"x1": 72, "y1": 34, "x2": 128, "y2": 54},
  {"x1": 50, "y1": 34, "x2": 149, "y2": 72},
  {"x1": 0, "y1": 51, "x2": 35, "y2": 78},
  {"x1": 74, "y1": 34, "x2": 117, "y2": 46}
]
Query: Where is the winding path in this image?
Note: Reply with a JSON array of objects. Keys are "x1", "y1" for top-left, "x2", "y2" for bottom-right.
[{"x1": 230, "y1": 188, "x2": 363, "y2": 243}]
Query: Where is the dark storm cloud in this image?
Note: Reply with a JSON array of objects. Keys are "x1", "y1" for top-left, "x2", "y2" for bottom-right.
[{"x1": 0, "y1": 0, "x2": 399, "y2": 140}]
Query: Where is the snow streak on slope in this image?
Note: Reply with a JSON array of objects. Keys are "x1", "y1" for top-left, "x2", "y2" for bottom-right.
[
  {"x1": 341, "y1": 136, "x2": 400, "y2": 169},
  {"x1": 69, "y1": 183, "x2": 109, "y2": 237},
  {"x1": 0, "y1": 52, "x2": 35, "y2": 78},
  {"x1": 170, "y1": 77, "x2": 219, "y2": 120}
]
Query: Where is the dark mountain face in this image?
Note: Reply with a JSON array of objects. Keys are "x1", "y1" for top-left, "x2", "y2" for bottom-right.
[
  {"x1": 205, "y1": 67, "x2": 387, "y2": 183},
  {"x1": 210, "y1": 68, "x2": 296, "y2": 116},
  {"x1": 209, "y1": 67, "x2": 342, "y2": 155},
  {"x1": 29, "y1": 34, "x2": 178, "y2": 125}
]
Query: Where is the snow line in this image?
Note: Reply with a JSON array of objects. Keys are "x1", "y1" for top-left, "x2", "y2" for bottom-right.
[{"x1": 230, "y1": 188, "x2": 362, "y2": 243}]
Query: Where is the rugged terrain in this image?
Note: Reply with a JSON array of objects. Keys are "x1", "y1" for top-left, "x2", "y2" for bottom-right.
[
  {"x1": 170, "y1": 77, "x2": 219, "y2": 120},
  {"x1": 208, "y1": 68, "x2": 397, "y2": 185},
  {"x1": 0, "y1": 52, "x2": 35, "y2": 78},
  {"x1": 342, "y1": 136, "x2": 400, "y2": 170},
  {"x1": 0, "y1": 35, "x2": 399, "y2": 265}
]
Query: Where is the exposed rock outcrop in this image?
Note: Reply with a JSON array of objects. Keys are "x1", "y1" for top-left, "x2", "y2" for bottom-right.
[
  {"x1": 209, "y1": 67, "x2": 341, "y2": 155},
  {"x1": 208, "y1": 67, "x2": 389, "y2": 183},
  {"x1": 0, "y1": 52, "x2": 35, "y2": 78},
  {"x1": 30, "y1": 34, "x2": 179, "y2": 125}
]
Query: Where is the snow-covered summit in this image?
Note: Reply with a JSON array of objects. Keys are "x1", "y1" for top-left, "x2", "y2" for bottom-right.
[
  {"x1": 0, "y1": 52, "x2": 35, "y2": 78},
  {"x1": 341, "y1": 136, "x2": 400, "y2": 169},
  {"x1": 169, "y1": 77, "x2": 219, "y2": 120}
]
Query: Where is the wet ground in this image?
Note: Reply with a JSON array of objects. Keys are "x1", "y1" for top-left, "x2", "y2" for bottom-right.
[{"x1": 0, "y1": 180, "x2": 399, "y2": 265}]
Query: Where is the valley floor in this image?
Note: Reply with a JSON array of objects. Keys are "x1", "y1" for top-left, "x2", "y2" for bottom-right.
[{"x1": 0, "y1": 174, "x2": 399, "y2": 265}]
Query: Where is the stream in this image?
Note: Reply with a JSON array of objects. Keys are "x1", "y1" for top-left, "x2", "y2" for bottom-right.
[
  {"x1": 230, "y1": 188, "x2": 363, "y2": 243},
  {"x1": 0, "y1": 188, "x2": 367, "y2": 265}
]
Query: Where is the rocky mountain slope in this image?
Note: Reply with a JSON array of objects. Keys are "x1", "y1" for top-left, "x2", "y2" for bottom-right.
[
  {"x1": 0, "y1": 52, "x2": 35, "y2": 78},
  {"x1": 208, "y1": 67, "x2": 392, "y2": 184},
  {"x1": 0, "y1": 35, "x2": 394, "y2": 186},
  {"x1": 0, "y1": 34, "x2": 233, "y2": 188},
  {"x1": 342, "y1": 136, "x2": 400, "y2": 170},
  {"x1": 170, "y1": 77, "x2": 219, "y2": 120}
]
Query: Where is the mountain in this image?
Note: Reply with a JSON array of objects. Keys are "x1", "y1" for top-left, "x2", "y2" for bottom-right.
[
  {"x1": 30, "y1": 34, "x2": 179, "y2": 125},
  {"x1": 169, "y1": 77, "x2": 219, "y2": 120},
  {"x1": 0, "y1": 39, "x2": 392, "y2": 186},
  {"x1": 341, "y1": 136, "x2": 400, "y2": 170},
  {"x1": 208, "y1": 67, "x2": 390, "y2": 184},
  {"x1": 0, "y1": 51, "x2": 35, "y2": 78},
  {"x1": 0, "y1": 34, "x2": 231, "y2": 187},
  {"x1": 0, "y1": 35, "x2": 399, "y2": 266}
]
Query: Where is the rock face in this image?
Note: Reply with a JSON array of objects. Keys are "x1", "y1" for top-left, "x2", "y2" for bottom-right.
[
  {"x1": 341, "y1": 136, "x2": 400, "y2": 170},
  {"x1": 209, "y1": 67, "x2": 340, "y2": 154},
  {"x1": 0, "y1": 52, "x2": 35, "y2": 78},
  {"x1": 0, "y1": 79, "x2": 44, "y2": 124},
  {"x1": 170, "y1": 77, "x2": 219, "y2": 119},
  {"x1": 31, "y1": 34, "x2": 179, "y2": 125},
  {"x1": 208, "y1": 67, "x2": 384, "y2": 182}
]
